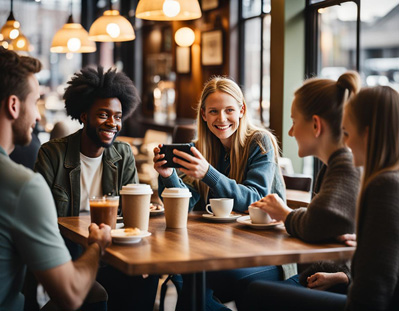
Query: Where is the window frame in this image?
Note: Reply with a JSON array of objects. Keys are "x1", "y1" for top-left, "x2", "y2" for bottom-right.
[
  {"x1": 238, "y1": 0, "x2": 272, "y2": 126},
  {"x1": 305, "y1": 0, "x2": 360, "y2": 178}
]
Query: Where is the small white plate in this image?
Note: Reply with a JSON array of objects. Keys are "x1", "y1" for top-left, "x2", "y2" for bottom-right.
[
  {"x1": 236, "y1": 216, "x2": 283, "y2": 229},
  {"x1": 111, "y1": 229, "x2": 151, "y2": 244},
  {"x1": 201, "y1": 213, "x2": 241, "y2": 222},
  {"x1": 115, "y1": 223, "x2": 124, "y2": 229},
  {"x1": 150, "y1": 206, "x2": 165, "y2": 216}
]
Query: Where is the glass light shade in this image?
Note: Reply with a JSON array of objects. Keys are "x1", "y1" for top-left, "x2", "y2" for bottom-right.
[
  {"x1": 0, "y1": 19, "x2": 20, "y2": 41},
  {"x1": 51, "y1": 22, "x2": 96, "y2": 53},
  {"x1": 89, "y1": 10, "x2": 135, "y2": 42},
  {"x1": 163, "y1": 0, "x2": 180, "y2": 17},
  {"x1": 175, "y1": 27, "x2": 195, "y2": 47},
  {"x1": 9, "y1": 33, "x2": 30, "y2": 51},
  {"x1": 136, "y1": 0, "x2": 202, "y2": 21},
  {"x1": 1, "y1": 41, "x2": 9, "y2": 49}
]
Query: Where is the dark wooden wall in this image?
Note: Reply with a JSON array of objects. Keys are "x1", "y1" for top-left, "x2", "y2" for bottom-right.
[{"x1": 141, "y1": 0, "x2": 231, "y2": 120}]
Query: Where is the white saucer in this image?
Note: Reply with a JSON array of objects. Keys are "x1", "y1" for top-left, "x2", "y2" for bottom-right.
[
  {"x1": 111, "y1": 229, "x2": 151, "y2": 244},
  {"x1": 236, "y1": 216, "x2": 283, "y2": 229},
  {"x1": 202, "y1": 213, "x2": 241, "y2": 222}
]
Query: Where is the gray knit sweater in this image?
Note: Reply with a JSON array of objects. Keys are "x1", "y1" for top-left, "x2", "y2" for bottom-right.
[
  {"x1": 285, "y1": 148, "x2": 360, "y2": 243},
  {"x1": 346, "y1": 171, "x2": 399, "y2": 311}
]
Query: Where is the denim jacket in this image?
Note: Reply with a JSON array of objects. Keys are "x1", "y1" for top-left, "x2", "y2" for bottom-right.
[{"x1": 35, "y1": 130, "x2": 139, "y2": 217}]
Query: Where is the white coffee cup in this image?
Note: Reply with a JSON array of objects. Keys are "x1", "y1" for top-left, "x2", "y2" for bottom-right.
[
  {"x1": 161, "y1": 188, "x2": 192, "y2": 229},
  {"x1": 205, "y1": 198, "x2": 234, "y2": 217},
  {"x1": 248, "y1": 206, "x2": 272, "y2": 224}
]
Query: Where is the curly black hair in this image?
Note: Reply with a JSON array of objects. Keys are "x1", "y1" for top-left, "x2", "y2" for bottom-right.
[{"x1": 63, "y1": 66, "x2": 140, "y2": 123}]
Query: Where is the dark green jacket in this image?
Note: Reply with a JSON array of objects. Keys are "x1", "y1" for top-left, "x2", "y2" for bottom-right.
[{"x1": 35, "y1": 130, "x2": 138, "y2": 217}]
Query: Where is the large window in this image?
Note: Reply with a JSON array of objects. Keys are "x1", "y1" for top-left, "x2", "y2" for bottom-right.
[
  {"x1": 308, "y1": 0, "x2": 399, "y2": 91},
  {"x1": 307, "y1": 0, "x2": 399, "y2": 177},
  {"x1": 240, "y1": 0, "x2": 271, "y2": 126}
]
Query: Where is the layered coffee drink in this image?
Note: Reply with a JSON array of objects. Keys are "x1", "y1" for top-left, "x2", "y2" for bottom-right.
[{"x1": 89, "y1": 196, "x2": 119, "y2": 229}]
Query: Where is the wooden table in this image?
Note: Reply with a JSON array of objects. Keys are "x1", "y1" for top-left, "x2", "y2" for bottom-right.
[
  {"x1": 286, "y1": 189, "x2": 311, "y2": 209},
  {"x1": 59, "y1": 213, "x2": 353, "y2": 310}
]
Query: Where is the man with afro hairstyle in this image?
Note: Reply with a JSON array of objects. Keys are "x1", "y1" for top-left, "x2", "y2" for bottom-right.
[{"x1": 35, "y1": 66, "x2": 158, "y2": 310}]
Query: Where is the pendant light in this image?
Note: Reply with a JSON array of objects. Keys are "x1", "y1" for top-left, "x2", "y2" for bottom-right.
[
  {"x1": 50, "y1": 1, "x2": 96, "y2": 53},
  {"x1": 0, "y1": 0, "x2": 31, "y2": 51},
  {"x1": 9, "y1": 32, "x2": 30, "y2": 51},
  {"x1": 135, "y1": 0, "x2": 202, "y2": 21},
  {"x1": 89, "y1": 0, "x2": 135, "y2": 42}
]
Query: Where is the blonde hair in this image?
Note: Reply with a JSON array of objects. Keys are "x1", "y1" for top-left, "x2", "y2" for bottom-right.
[
  {"x1": 192, "y1": 76, "x2": 280, "y2": 199},
  {"x1": 346, "y1": 86, "x2": 399, "y2": 227},
  {"x1": 294, "y1": 71, "x2": 361, "y2": 142}
]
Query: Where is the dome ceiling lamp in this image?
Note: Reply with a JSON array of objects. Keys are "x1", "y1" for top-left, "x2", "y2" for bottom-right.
[
  {"x1": 0, "y1": 0, "x2": 31, "y2": 51},
  {"x1": 9, "y1": 32, "x2": 30, "y2": 51},
  {"x1": 136, "y1": 0, "x2": 202, "y2": 21},
  {"x1": 50, "y1": 0, "x2": 96, "y2": 54},
  {"x1": 89, "y1": 0, "x2": 135, "y2": 42}
]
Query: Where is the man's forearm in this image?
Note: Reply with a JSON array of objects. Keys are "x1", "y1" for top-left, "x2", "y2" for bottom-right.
[{"x1": 34, "y1": 243, "x2": 102, "y2": 311}]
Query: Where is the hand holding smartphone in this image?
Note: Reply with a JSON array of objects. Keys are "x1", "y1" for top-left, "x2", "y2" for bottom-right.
[{"x1": 159, "y1": 143, "x2": 193, "y2": 168}]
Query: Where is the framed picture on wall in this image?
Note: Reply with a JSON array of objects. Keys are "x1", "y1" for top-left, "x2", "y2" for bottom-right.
[
  {"x1": 201, "y1": 0, "x2": 219, "y2": 11},
  {"x1": 201, "y1": 29, "x2": 223, "y2": 66}
]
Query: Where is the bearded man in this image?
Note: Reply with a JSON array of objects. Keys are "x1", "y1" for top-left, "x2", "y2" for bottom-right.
[{"x1": 35, "y1": 66, "x2": 158, "y2": 311}]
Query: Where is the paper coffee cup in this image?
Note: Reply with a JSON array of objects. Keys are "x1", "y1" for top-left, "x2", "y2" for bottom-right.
[
  {"x1": 161, "y1": 188, "x2": 192, "y2": 229},
  {"x1": 120, "y1": 184, "x2": 153, "y2": 231}
]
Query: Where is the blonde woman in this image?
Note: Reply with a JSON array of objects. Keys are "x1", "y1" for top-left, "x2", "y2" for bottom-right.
[
  {"x1": 154, "y1": 76, "x2": 285, "y2": 212},
  {"x1": 248, "y1": 86, "x2": 399, "y2": 311},
  {"x1": 153, "y1": 76, "x2": 286, "y2": 310}
]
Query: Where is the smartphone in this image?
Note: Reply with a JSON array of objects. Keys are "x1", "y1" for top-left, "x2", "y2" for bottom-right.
[{"x1": 159, "y1": 143, "x2": 193, "y2": 168}]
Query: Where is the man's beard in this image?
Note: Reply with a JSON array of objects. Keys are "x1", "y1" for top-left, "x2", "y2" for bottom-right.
[
  {"x1": 12, "y1": 108, "x2": 32, "y2": 146},
  {"x1": 86, "y1": 119, "x2": 119, "y2": 148}
]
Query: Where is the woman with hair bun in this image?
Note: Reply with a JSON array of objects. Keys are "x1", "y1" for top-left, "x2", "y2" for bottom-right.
[
  {"x1": 248, "y1": 85, "x2": 399, "y2": 311},
  {"x1": 247, "y1": 71, "x2": 361, "y2": 298}
]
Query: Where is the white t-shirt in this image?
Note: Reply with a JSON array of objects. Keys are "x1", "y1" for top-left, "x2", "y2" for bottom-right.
[{"x1": 80, "y1": 152, "x2": 103, "y2": 212}]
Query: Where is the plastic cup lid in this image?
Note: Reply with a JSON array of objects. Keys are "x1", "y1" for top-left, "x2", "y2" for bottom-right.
[
  {"x1": 161, "y1": 187, "x2": 192, "y2": 198},
  {"x1": 120, "y1": 184, "x2": 153, "y2": 195}
]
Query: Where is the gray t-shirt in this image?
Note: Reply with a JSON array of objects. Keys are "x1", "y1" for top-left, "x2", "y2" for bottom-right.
[{"x1": 0, "y1": 146, "x2": 71, "y2": 310}]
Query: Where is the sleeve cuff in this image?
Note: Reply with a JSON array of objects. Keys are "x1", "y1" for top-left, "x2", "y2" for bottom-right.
[
  {"x1": 201, "y1": 165, "x2": 220, "y2": 187},
  {"x1": 284, "y1": 211, "x2": 294, "y2": 235},
  {"x1": 160, "y1": 170, "x2": 181, "y2": 188}
]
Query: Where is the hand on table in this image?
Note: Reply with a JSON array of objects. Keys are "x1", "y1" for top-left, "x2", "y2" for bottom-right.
[
  {"x1": 337, "y1": 233, "x2": 357, "y2": 247},
  {"x1": 153, "y1": 144, "x2": 174, "y2": 178},
  {"x1": 307, "y1": 272, "x2": 349, "y2": 291},
  {"x1": 88, "y1": 223, "x2": 111, "y2": 256},
  {"x1": 250, "y1": 194, "x2": 292, "y2": 222},
  {"x1": 173, "y1": 146, "x2": 209, "y2": 180}
]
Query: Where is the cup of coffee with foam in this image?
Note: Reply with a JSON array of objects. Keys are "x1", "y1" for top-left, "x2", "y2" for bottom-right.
[{"x1": 89, "y1": 196, "x2": 119, "y2": 229}]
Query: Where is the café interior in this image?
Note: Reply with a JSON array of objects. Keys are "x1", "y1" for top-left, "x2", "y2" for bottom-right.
[{"x1": 1, "y1": 0, "x2": 399, "y2": 310}]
